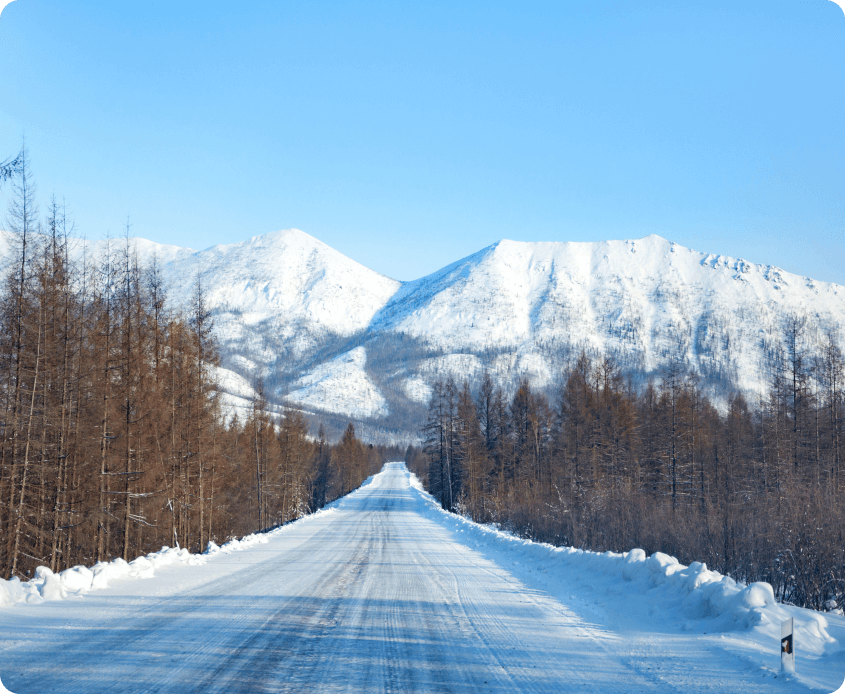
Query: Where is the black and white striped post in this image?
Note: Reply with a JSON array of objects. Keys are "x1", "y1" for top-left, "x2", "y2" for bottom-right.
[{"x1": 781, "y1": 617, "x2": 795, "y2": 674}]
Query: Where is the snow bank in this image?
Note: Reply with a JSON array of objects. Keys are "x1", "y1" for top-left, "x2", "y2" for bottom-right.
[
  {"x1": 405, "y1": 468, "x2": 839, "y2": 664},
  {"x1": 0, "y1": 547, "x2": 203, "y2": 607},
  {"x1": 0, "y1": 529, "x2": 302, "y2": 608},
  {"x1": 0, "y1": 531, "x2": 298, "y2": 608},
  {"x1": 0, "y1": 476, "x2": 367, "y2": 610}
]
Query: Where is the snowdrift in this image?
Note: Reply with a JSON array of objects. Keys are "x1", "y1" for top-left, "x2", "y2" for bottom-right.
[
  {"x1": 0, "y1": 546, "x2": 201, "y2": 607},
  {"x1": 0, "y1": 528, "x2": 305, "y2": 607},
  {"x1": 404, "y1": 467, "x2": 840, "y2": 668},
  {"x1": 0, "y1": 476, "x2": 372, "y2": 608}
]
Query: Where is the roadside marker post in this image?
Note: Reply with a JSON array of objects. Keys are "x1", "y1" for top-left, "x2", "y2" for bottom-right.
[{"x1": 780, "y1": 617, "x2": 795, "y2": 674}]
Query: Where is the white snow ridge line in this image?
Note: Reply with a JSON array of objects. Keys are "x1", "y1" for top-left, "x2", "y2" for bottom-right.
[
  {"x1": 0, "y1": 546, "x2": 203, "y2": 607},
  {"x1": 0, "y1": 490, "x2": 353, "y2": 608}
]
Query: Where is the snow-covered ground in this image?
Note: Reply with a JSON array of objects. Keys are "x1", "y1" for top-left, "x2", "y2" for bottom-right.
[
  {"x1": 285, "y1": 346, "x2": 389, "y2": 419},
  {"x1": 1, "y1": 463, "x2": 843, "y2": 693}
]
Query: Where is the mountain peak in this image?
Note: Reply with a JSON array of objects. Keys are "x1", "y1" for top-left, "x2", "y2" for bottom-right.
[{"x1": 2, "y1": 227, "x2": 842, "y2": 433}]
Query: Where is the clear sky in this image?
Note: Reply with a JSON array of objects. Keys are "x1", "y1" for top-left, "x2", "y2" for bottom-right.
[{"x1": 1, "y1": 1, "x2": 843, "y2": 284}]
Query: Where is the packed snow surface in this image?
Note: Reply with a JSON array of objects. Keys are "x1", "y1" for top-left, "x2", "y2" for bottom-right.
[{"x1": 1, "y1": 463, "x2": 843, "y2": 693}]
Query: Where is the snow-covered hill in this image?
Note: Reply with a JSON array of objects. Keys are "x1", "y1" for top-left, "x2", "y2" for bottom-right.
[
  {"x1": 1, "y1": 228, "x2": 842, "y2": 440},
  {"x1": 155, "y1": 229, "x2": 401, "y2": 341},
  {"x1": 373, "y1": 235, "x2": 845, "y2": 395}
]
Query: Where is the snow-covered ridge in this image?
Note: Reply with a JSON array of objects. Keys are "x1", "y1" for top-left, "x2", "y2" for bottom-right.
[
  {"x1": 0, "y1": 547, "x2": 205, "y2": 606},
  {"x1": 0, "y1": 227, "x2": 400, "y2": 338},
  {"x1": 157, "y1": 229, "x2": 401, "y2": 337},
  {"x1": 1, "y1": 228, "x2": 842, "y2": 432},
  {"x1": 374, "y1": 234, "x2": 844, "y2": 363}
]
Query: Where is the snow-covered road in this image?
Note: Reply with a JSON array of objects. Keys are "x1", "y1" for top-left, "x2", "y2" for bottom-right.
[{"x1": 1, "y1": 463, "x2": 843, "y2": 693}]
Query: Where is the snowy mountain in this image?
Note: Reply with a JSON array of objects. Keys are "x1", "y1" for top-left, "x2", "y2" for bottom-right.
[
  {"x1": 1, "y1": 228, "x2": 843, "y2": 441},
  {"x1": 372, "y1": 235, "x2": 845, "y2": 393}
]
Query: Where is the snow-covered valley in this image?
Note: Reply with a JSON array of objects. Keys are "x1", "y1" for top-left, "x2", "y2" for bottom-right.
[
  {"x1": 1, "y1": 228, "x2": 843, "y2": 441},
  {"x1": 0, "y1": 463, "x2": 842, "y2": 693}
]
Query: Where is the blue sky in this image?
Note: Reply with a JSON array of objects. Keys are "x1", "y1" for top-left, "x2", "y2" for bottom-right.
[{"x1": 1, "y1": 1, "x2": 843, "y2": 283}]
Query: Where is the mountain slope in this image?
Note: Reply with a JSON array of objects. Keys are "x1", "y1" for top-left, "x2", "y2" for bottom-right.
[
  {"x1": 371, "y1": 234, "x2": 845, "y2": 397},
  {"x1": 1, "y1": 228, "x2": 842, "y2": 440},
  {"x1": 155, "y1": 229, "x2": 401, "y2": 339}
]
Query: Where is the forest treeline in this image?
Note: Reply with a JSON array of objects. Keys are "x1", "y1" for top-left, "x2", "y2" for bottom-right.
[
  {"x1": 411, "y1": 331, "x2": 844, "y2": 612},
  {"x1": 0, "y1": 151, "x2": 396, "y2": 580}
]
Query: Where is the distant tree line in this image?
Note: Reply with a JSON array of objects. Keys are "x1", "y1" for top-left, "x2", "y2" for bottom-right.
[
  {"x1": 411, "y1": 328, "x2": 844, "y2": 612},
  {"x1": 0, "y1": 149, "x2": 397, "y2": 580}
]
